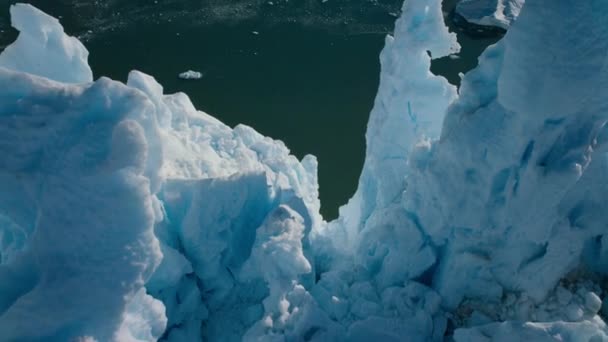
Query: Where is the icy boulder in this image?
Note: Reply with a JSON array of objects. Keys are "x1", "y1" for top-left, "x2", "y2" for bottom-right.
[
  {"x1": 0, "y1": 3, "x2": 92, "y2": 83},
  {"x1": 455, "y1": 0, "x2": 525, "y2": 30}
]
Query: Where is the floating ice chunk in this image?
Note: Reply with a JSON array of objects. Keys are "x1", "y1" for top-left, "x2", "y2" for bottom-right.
[
  {"x1": 398, "y1": 0, "x2": 608, "y2": 310},
  {"x1": 455, "y1": 0, "x2": 525, "y2": 30},
  {"x1": 178, "y1": 70, "x2": 203, "y2": 80}
]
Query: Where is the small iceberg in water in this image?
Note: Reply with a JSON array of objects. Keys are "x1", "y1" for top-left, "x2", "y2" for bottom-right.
[{"x1": 178, "y1": 70, "x2": 203, "y2": 80}]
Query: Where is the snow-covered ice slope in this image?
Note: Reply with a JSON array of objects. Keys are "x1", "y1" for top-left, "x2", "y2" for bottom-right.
[
  {"x1": 1, "y1": 0, "x2": 608, "y2": 341},
  {"x1": 455, "y1": 0, "x2": 525, "y2": 30}
]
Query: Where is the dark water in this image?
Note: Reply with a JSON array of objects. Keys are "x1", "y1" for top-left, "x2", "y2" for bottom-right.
[
  {"x1": 88, "y1": 22, "x2": 384, "y2": 220},
  {"x1": 431, "y1": 0, "x2": 502, "y2": 85},
  {"x1": 0, "y1": 0, "x2": 501, "y2": 219}
]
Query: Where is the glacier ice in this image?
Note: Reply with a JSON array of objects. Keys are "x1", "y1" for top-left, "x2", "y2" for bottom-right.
[
  {"x1": 455, "y1": 0, "x2": 525, "y2": 30},
  {"x1": 0, "y1": 66, "x2": 164, "y2": 340},
  {"x1": 1, "y1": 0, "x2": 608, "y2": 341}
]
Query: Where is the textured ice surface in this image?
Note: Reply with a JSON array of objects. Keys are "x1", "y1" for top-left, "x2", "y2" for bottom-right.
[
  {"x1": 320, "y1": 0, "x2": 608, "y2": 339},
  {"x1": 0, "y1": 4, "x2": 92, "y2": 83},
  {"x1": 0, "y1": 61, "x2": 164, "y2": 341},
  {"x1": 455, "y1": 0, "x2": 525, "y2": 29},
  {"x1": 122, "y1": 70, "x2": 323, "y2": 341},
  {"x1": 1, "y1": 0, "x2": 608, "y2": 341},
  {"x1": 409, "y1": 0, "x2": 608, "y2": 309}
]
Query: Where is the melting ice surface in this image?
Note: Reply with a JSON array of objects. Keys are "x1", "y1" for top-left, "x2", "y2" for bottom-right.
[{"x1": 1, "y1": 0, "x2": 608, "y2": 341}]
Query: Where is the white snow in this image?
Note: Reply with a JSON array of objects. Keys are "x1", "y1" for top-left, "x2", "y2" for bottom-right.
[{"x1": 1, "y1": 0, "x2": 608, "y2": 341}]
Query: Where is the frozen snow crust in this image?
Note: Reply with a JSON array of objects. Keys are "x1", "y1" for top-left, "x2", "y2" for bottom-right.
[{"x1": 1, "y1": 1, "x2": 608, "y2": 341}]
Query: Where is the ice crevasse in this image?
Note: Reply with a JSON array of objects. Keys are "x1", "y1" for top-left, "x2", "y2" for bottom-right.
[{"x1": 0, "y1": 0, "x2": 608, "y2": 341}]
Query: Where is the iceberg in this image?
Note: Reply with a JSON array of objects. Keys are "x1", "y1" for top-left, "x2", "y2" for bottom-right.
[
  {"x1": 1, "y1": 0, "x2": 608, "y2": 341},
  {"x1": 455, "y1": 0, "x2": 525, "y2": 30}
]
